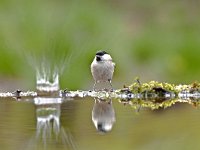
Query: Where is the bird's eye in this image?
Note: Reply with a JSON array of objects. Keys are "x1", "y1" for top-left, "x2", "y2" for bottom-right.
[{"x1": 96, "y1": 56, "x2": 101, "y2": 61}]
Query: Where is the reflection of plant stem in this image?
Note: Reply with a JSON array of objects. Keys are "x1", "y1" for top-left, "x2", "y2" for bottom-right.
[{"x1": 60, "y1": 127, "x2": 78, "y2": 150}]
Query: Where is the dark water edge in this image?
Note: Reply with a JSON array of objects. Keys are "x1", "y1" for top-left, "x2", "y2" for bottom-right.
[{"x1": 1, "y1": 96, "x2": 200, "y2": 150}]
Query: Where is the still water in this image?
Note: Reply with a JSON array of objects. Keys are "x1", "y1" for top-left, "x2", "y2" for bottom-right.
[{"x1": 0, "y1": 96, "x2": 200, "y2": 150}]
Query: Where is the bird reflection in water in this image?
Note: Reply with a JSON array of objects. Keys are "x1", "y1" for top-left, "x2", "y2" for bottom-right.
[{"x1": 92, "y1": 98, "x2": 116, "y2": 133}]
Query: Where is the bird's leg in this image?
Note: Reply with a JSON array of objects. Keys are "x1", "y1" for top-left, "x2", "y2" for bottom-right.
[
  {"x1": 108, "y1": 98, "x2": 112, "y2": 104},
  {"x1": 108, "y1": 79, "x2": 113, "y2": 91},
  {"x1": 94, "y1": 97, "x2": 98, "y2": 103},
  {"x1": 93, "y1": 81, "x2": 97, "y2": 91}
]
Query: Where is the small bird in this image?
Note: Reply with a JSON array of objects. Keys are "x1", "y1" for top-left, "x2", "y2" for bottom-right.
[{"x1": 91, "y1": 50, "x2": 115, "y2": 90}]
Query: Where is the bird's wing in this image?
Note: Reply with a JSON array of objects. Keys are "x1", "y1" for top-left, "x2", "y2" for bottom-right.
[{"x1": 113, "y1": 62, "x2": 116, "y2": 67}]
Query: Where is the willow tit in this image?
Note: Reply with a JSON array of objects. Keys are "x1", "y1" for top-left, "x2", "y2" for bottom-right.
[{"x1": 91, "y1": 51, "x2": 115, "y2": 90}]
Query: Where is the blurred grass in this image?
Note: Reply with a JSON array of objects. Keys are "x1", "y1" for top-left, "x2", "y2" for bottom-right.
[
  {"x1": 1, "y1": 2, "x2": 200, "y2": 150},
  {"x1": 0, "y1": 0, "x2": 200, "y2": 90}
]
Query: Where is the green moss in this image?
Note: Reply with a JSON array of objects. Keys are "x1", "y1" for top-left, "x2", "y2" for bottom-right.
[
  {"x1": 120, "y1": 80, "x2": 200, "y2": 96},
  {"x1": 116, "y1": 80, "x2": 200, "y2": 109}
]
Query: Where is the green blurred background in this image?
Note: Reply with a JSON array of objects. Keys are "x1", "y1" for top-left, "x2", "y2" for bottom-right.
[
  {"x1": 0, "y1": 0, "x2": 200, "y2": 90},
  {"x1": 1, "y1": 1, "x2": 200, "y2": 150}
]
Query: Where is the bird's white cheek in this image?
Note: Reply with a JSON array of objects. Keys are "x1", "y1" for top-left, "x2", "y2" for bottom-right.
[
  {"x1": 102, "y1": 54, "x2": 112, "y2": 61},
  {"x1": 92, "y1": 58, "x2": 98, "y2": 64}
]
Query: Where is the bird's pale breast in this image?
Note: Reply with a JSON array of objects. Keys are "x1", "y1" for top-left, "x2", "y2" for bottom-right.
[{"x1": 91, "y1": 60, "x2": 114, "y2": 82}]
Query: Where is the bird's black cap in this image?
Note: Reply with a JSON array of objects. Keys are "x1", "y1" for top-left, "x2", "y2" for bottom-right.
[{"x1": 96, "y1": 51, "x2": 108, "y2": 56}]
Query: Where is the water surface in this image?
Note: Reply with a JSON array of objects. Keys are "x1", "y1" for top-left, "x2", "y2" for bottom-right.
[{"x1": 0, "y1": 97, "x2": 200, "y2": 150}]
